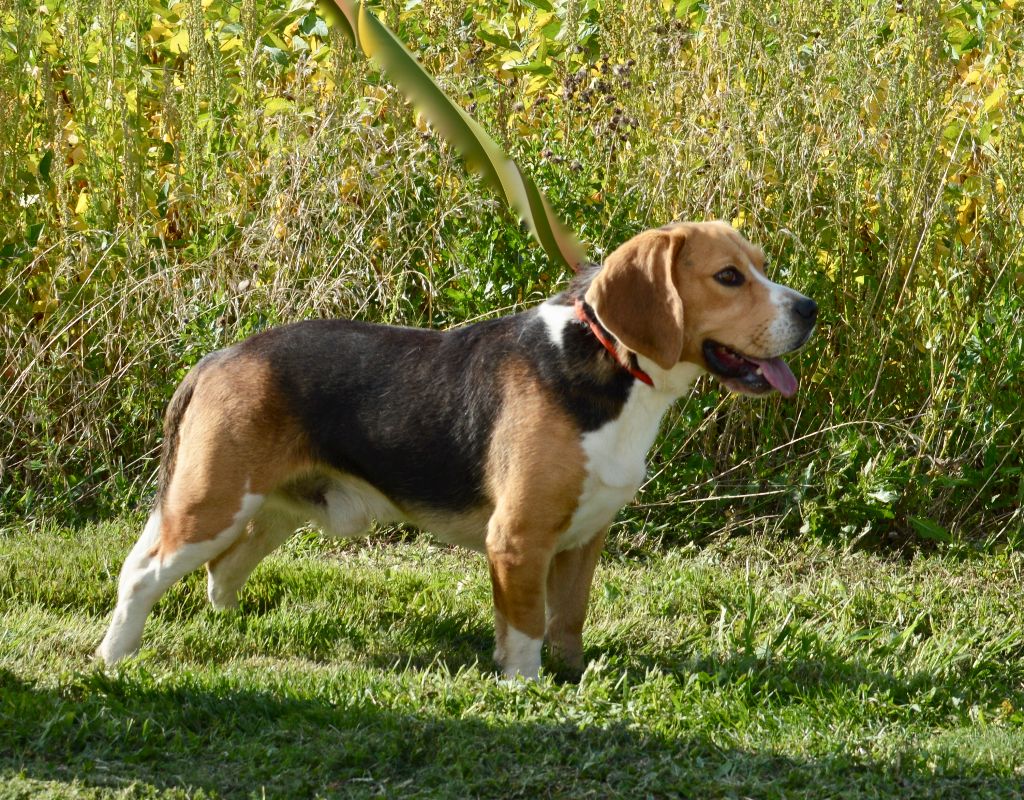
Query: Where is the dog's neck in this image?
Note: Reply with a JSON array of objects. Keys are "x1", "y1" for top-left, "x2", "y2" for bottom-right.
[
  {"x1": 573, "y1": 299, "x2": 654, "y2": 387},
  {"x1": 548, "y1": 267, "x2": 705, "y2": 400}
]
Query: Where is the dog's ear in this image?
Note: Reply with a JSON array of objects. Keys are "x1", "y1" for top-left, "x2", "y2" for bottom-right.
[{"x1": 585, "y1": 228, "x2": 687, "y2": 370}]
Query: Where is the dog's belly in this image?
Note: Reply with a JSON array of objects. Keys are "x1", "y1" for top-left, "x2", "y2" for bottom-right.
[
  {"x1": 409, "y1": 508, "x2": 492, "y2": 552},
  {"x1": 281, "y1": 471, "x2": 492, "y2": 550},
  {"x1": 292, "y1": 473, "x2": 402, "y2": 537}
]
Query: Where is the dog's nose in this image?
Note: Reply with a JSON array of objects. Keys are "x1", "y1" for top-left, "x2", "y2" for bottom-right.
[{"x1": 792, "y1": 297, "x2": 818, "y2": 323}]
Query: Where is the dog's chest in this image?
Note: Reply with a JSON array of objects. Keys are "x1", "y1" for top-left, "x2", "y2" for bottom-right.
[{"x1": 557, "y1": 387, "x2": 674, "y2": 551}]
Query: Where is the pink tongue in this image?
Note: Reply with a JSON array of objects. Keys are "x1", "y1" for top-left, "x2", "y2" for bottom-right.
[{"x1": 749, "y1": 356, "x2": 798, "y2": 397}]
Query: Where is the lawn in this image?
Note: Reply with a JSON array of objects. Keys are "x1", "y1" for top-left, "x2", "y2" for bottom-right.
[{"x1": 3, "y1": 519, "x2": 1024, "y2": 798}]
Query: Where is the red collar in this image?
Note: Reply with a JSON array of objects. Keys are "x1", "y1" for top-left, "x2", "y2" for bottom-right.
[{"x1": 574, "y1": 299, "x2": 654, "y2": 387}]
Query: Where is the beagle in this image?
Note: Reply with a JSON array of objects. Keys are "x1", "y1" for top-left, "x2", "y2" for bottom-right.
[{"x1": 97, "y1": 221, "x2": 816, "y2": 678}]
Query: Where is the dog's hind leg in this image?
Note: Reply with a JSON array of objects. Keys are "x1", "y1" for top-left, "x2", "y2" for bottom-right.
[
  {"x1": 206, "y1": 504, "x2": 300, "y2": 610},
  {"x1": 97, "y1": 349, "x2": 310, "y2": 665},
  {"x1": 97, "y1": 486, "x2": 263, "y2": 665}
]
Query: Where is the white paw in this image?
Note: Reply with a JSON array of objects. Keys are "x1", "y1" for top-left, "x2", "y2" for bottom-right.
[{"x1": 497, "y1": 626, "x2": 542, "y2": 681}]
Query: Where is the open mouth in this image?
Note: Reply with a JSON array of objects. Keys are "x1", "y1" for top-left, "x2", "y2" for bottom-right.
[{"x1": 702, "y1": 340, "x2": 798, "y2": 397}]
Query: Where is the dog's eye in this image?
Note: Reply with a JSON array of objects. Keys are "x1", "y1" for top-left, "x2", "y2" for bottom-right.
[{"x1": 714, "y1": 267, "x2": 745, "y2": 287}]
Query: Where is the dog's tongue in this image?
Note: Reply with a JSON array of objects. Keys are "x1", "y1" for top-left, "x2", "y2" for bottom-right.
[{"x1": 749, "y1": 356, "x2": 798, "y2": 397}]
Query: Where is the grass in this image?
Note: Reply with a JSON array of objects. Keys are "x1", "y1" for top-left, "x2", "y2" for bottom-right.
[{"x1": 3, "y1": 519, "x2": 1024, "y2": 798}]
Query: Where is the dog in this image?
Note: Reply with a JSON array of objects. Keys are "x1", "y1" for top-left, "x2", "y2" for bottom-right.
[{"x1": 97, "y1": 221, "x2": 816, "y2": 678}]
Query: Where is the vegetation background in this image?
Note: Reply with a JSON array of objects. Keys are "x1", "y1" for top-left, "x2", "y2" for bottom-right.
[
  {"x1": 2, "y1": 0, "x2": 1022, "y2": 546},
  {"x1": 3, "y1": 0, "x2": 1024, "y2": 797}
]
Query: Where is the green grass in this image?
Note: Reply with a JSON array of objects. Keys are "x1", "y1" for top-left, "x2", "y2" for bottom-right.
[{"x1": 3, "y1": 520, "x2": 1024, "y2": 798}]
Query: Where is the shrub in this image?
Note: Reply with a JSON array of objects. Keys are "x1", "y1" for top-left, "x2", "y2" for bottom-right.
[{"x1": 1, "y1": 0, "x2": 1021, "y2": 545}]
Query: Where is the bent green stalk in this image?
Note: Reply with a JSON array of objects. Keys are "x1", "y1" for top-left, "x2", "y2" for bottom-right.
[{"x1": 319, "y1": 0, "x2": 589, "y2": 274}]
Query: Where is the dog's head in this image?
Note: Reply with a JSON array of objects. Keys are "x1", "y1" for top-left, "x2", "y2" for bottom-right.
[{"x1": 585, "y1": 221, "x2": 816, "y2": 396}]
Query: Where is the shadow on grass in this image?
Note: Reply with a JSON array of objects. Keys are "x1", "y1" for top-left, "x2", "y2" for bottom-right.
[
  {"x1": 361, "y1": 603, "x2": 495, "y2": 674},
  {"x1": 1, "y1": 667, "x2": 1021, "y2": 799},
  {"x1": 595, "y1": 627, "x2": 1024, "y2": 718}
]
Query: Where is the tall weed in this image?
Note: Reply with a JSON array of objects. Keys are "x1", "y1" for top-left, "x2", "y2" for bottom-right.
[{"x1": 1, "y1": 0, "x2": 1021, "y2": 544}]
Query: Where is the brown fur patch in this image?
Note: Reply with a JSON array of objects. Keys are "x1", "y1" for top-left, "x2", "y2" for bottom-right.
[
  {"x1": 157, "y1": 353, "x2": 312, "y2": 556},
  {"x1": 484, "y1": 358, "x2": 587, "y2": 638}
]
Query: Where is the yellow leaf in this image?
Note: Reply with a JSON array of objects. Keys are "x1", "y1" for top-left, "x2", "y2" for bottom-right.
[
  {"x1": 69, "y1": 144, "x2": 86, "y2": 165},
  {"x1": 816, "y1": 248, "x2": 838, "y2": 281},
  {"x1": 264, "y1": 97, "x2": 294, "y2": 114},
  {"x1": 983, "y1": 84, "x2": 1006, "y2": 113},
  {"x1": 526, "y1": 74, "x2": 548, "y2": 96},
  {"x1": 74, "y1": 191, "x2": 89, "y2": 215},
  {"x1": 33, "y1": 297, "x2": 58, "y2": 316},
  {"x1": 166, "y1": 28, "x2": 189, "y2": 54},
  {"x1": 338, "y1": 166, "x2": 360, "y2": 198},
  {"x1": 220, "y1": 36, "x2": 242, "y2": 52}
]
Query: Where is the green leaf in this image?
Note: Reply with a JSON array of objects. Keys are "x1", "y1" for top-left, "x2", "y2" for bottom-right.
[
  {"x1": 263, "y1": 45, "x2": 289, "y2": 66},
  {"x1": 477, "y1": 25, "x2": 514, "y2": 49},
  {"x1": 540, "y1": 19, "x2": 562, "y2": 39},
  {"x1": 908, "y1": 516, "x2": 952, "y2": 543},
  {"x1": 942, "y1": 121, "x2": 965, "y2": 141},
  {"x1": 266, "y1": 32, "x2": 289, "y2": 49},
  {"x1": 512, "y1": 60, "x2": 553, "y2": 76},
  {"x1": 37, "y1": 149, "x2": 53, "y2": 183},
  {"x1": 264, "y1": 97, "x2": 295, "y2": 114},
  {"x1": 299, "y1": 12, "x2": 329, "y2": 38},
  {"x1": 26, "y1": 222, "x2": 44, "y2": 247}
]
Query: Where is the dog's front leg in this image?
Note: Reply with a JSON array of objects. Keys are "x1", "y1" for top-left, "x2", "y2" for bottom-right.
[
  {"x1": 486, "y1": 511, "x2": 555, "y2": 680},
  {"x1": 545, "y1": 528, "x2": 606, "y2": 677}
]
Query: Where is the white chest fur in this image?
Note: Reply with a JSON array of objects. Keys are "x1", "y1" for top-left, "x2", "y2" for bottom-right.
[{"x1": 557, "y1": 364, "x2": 702, "y2": 551}]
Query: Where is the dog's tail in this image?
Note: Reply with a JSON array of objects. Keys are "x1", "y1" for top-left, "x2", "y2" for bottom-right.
[{"x1": 153, "y1": 354, "x2": 217, "y2": 510}]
